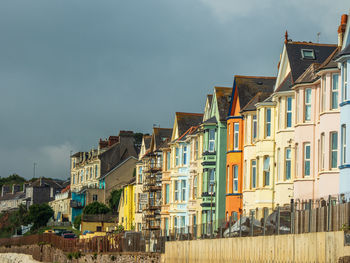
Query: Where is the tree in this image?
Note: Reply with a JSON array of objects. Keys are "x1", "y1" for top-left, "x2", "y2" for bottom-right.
[
  {"x1": 83, "y1": 202, "x2": 110, "y2": 215},
  {"x1": 28, "y1": 203, "x2": 54, "y2": 230},
  {"x1": 73, "y1": 214, "x2": 81, "y2": 230},
  {"x1": 108, "y1": 189, "x2": 123, "y2": 212}
]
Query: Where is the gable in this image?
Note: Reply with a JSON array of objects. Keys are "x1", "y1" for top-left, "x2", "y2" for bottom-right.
[{"x1": 275, "y1": 45, "x2": 291, "y2": 91}]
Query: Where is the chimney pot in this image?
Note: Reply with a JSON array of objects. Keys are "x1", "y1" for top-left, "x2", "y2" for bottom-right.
[{"x1": 338, "y1": 14, "x2": 348, "y2": 47}]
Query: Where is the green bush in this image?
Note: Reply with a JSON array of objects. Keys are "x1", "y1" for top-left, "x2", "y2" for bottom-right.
[
  {"x1": 83, "y1": 202, "x2": 110, "y2": 215},
  {"x1": 73, "y1": 214, "x2": 81, "y2": 230}
]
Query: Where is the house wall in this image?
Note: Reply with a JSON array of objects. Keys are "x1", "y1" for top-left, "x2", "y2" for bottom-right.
[
  {"x1": 118, "y1": 184, "x2": 135, "y2": 231},
  {"x1": 81, "y1": 221, "x2": 115, "y2": 232}
]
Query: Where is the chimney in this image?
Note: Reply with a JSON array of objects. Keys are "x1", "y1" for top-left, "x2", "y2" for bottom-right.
[
  {"x1": 1, "y1": 185, "x2": 10, "y2": 197},
  {"x1": 23, "y1": 183, "x2": 29, "y2": 194},
  {"x1": 99, "y1": 139, "x2": 108, "y2": 150},
  {"x1": 108, "y1": 136, "x2": 119, "y2": 146},
  {"x1": 284, "y1": 30, "x2": 288, "y2": 44},
  {"x1": 12, "y1": 184, "x2": 20, "y2": 194},
  {"x1": 338, "y1": 14, "x2": 348, "y2": 47}
]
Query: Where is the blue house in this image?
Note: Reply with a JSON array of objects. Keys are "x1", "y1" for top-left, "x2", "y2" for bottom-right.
[{"x1": 336, "y1": 14, "x2": 350, "y2": 195}]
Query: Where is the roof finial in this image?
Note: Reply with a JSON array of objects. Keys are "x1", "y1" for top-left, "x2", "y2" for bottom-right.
[{"x1": 284, "y1": 30, "x2": 288, "y2": 44}]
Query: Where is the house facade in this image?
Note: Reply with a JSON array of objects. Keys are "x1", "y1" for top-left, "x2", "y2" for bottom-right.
[
  {"x1": 201, "y1": 87, "x2": 231, "y2": 230},
  {"x1": 227, "y1": 75, "x2": 275, "y2": 221},
  {"x1": 118, "y1": 178, "x2": 136, "y2": 231}
]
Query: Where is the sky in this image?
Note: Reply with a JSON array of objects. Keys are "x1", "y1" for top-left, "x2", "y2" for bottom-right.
[{"x1": 0, "y1": 0, "x2": 349, "y2": 180}]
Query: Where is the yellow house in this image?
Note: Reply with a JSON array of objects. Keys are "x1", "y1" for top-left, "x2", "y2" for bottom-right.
[
  {"x1": 81, "y1": 214, "x2": 117, "y2": 233},
  {"x1": 118, "y1": 179, "x2": 136, "y2": 231}
]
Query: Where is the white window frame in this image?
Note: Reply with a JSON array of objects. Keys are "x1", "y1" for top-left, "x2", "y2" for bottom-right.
[
  {"x1": 330, "y1": 132, "x2": 338, "y2": 169},
  {"x1": 175, "y1": 147, "x2": 179, "y2": 166},
  {"x1": 331, "y1": 73, "x2": 339, "y2": 110},
  {"x1": 343, "y1": 62, "x2": 348, "y2": 102},
  {"x1": 285, "y1": 148, "x2": 291, "y2": 180},
  {"x1": 234, "y1": 123, "x2": 239, "y2": 150},
  {"x1": 263, "y1": 156, "x2": 270, "y2": 186},
  {"x1": 208, "y1": 129, "x2": 215, "y2": 152},
  {"x1": 174, "y1": 180, "x2": 179, "y2": 201},
  {"x1": 252, "y1": 115, "x2": 257, "y2": 142},
  {"x1": 181, "y1": 180, "x2": 186, "y2": 201},
  {"x1": 265, "y1": 108, "x2": 271, "y2": 138},
  {"x1": 227, "y1": 166, "x2": 230, "y2": 193},
  {"x1": 320, "y1": 133, "x2": 325, "y2": 171},
  {"x1": 286, "y1": 96, "x2": 292, "y2": 128},
  {"x1": 183, "y1": 146, "x2": 187, "y2": 165},
  {"x1": 251, "y1": 160, "x2": 257, "y2": 189},
  {"x1": 342, "y1": 124, "x2": 347, "y2": 165},
  {"x1": 233, "y1": 165, "x2": 238, "y2": 193},
  {"x1": 304, "y1": 143, "x2": 311, "y2": 177},
  {"x1": 304, "y1": 89, "x2": 312, "y2": 122}
]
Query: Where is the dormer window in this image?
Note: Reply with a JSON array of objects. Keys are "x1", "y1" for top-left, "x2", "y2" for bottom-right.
[{"x1": 301, "y1": 49, "x2": 315, "y2": 59}]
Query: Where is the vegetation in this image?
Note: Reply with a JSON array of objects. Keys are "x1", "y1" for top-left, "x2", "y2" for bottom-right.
[
  {"x1": 133, "y1": 132, "x2": 144, "y2": 146},
  {"x1": 27, "y1": 203, "x2": 54, "y2": 230},
  {"x1": 0, "y1": 174, "x2": 26, "y2": 189},
  {"x1": 73, "y1": 214, "x2": 81, "y2": 230},
  {"x1": 83, "y1": 202, "x2": 110, "y2": 215},
  {"x1": 108, "y1": 189, "x2": 123, "y2": 212}
]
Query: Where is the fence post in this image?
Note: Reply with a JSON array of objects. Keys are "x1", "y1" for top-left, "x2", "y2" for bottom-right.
[
  {"x1": 277, "y1": 206, "x2": 280, "y2": 235},
  {"x1": 263, "y1": 208, "x2": 268, "y2": 236},
  {"x1": 327, "y1": 195, "x2": 331, "y2": 231},
  {"x1": 250, "y1": 211, "x2": 254, "y2": 237},
  {"x1": 308, "y1": 199, "x2": 312, "y2": 233},
  {"x1": 229, "y1": 217, "x2": 232, "y2": 238},
  {"x1": 291, "y1": 199, "x2": 295, "y2": 234},
  {"x1": 239, "y1": 214, "x2": 242, "y2": 237}
]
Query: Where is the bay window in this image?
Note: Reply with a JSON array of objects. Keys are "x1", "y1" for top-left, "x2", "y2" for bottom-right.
[
  {"x1": 330, "y1": 132, "x2": 338, "y2": 169},
  {"x1": 332, "y1": 74, "x2": 339, "y2": 109},
  {"x1": 304, "y1": 143, "x2": 311, "y2": 176},
  {"x1": 234, "y1": 123, "x2": 239, "y2": 150},
  {"x1": 286, "y1": 97, "x2": 292, "y2": 128},
  {"x1": 265, "y1": 108, "x2": 271, "y2": 137},
  {"x1": 209, "y1": 129, "x2": 215, "y2": 152},
  {"x1": 285, "y1": 148, "x2": 291, "y2": 180},
  {"x1": 233, "y1": 165, "x2": 238, "y2": 192},
  {"x1": 252, "y1": 115, "x2": 257, "y2": 142},
  {"x1": 305, "y1": 89, "x2": 312, "y2": 121},
  {"x1": 251, "y1": 160, "x2": 257, "y2": 188},
  {"x1": 263, "y1": 156, "x2": 270, "y2": 186},
  {"x1": 342, "y1": 125, "x2": 347, "y2": 165}
]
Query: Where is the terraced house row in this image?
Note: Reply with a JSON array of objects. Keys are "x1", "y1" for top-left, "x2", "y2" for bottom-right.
[{"x1": 49, "y1": 13, "x2": 350, "y2": 237}]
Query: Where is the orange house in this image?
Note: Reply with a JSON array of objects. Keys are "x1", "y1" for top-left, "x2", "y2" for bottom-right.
[{"x1": 226, "y1": 76, "x2": 275, "y2": 221}]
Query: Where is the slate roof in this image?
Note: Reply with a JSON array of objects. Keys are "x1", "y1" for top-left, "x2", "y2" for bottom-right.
[
  {"x1": 215, "y1": 87, "x2": 233, "y2": 121},
  {"x1": 275, "y1": 73, "x2": 293, "y2": 92},
  {"x1": 336, "y1": 43, "x2": 350, "y2": 59},
  {"x1": 295, "y1": 63, "x2": 321, "y2": 84},
  {"x1": 241, "y1": 92, "x2": 273, "y2": 112},
  {"x1": 175, "y1": 112, "x2": 203, "y2": 136},
  {"x1": 0, "y1": 191, "x2": 26, "y2": 202},
  {"x1": 203, "y1": 116, "x2": 217, "y2": 124},
  {"x1": 29, "y1": 178, "x2": 64, "y2": 189},
  {"x1": 143, "y1": 136, "x2": 152, "y2": 150},
  {"x1": 285, "y1": 42, "x2": 337, "y2": 83},
  {"x1": 318, "y1": 47, "x2": 340, "y2": 71},
  {"x1": 176, "y1": 125, "x2": 200, "y2": 142},
  {"x1": 231, "y1": 76, "x2": 275, "y2": 114},
  {"x1": 153, "y1": 127, "x2": 172, "y2": 150}
]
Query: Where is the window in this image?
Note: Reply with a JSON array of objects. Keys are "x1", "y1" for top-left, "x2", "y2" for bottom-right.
[
  {"x1": 175, "y1": 180, "x2": 179, "y2": 201},
  {"x1": 265, "y1": 109, "x2": 271, "y2": 137},
  {"x1": 285, "y1": 148, "x2": 291, "y2": 180},
  {"x1": 96, "y1": 226, "x2": 102, "y2": 232},
  {"x1": 139, "y1": 167, "x2": 143, "y2": 183},
  {"x1": 342, "y1": 125, "x2": 347, "y2": 164},
  {"x1": 301, "y1": 49, "x2": 315, "y2": 59},
  {"x1": 174, "y1": 217, "x2": 178, "y2": 229},
  {"x1": 73, "y1": 174, "x2": 76, "y2": 184},
  {"x1": 193, "y1": 176, "x2": 198, "y2": 198},
  {"x1": 209, "y1": 129, "x2": 215, "y2": 152},
  {"x1": 332, "y1": 74, "x2": 339, "y2": 109},
  {"x1": 277, "y1": 148, "x2": 281, "y2": 181},
  {"x1": 93, "y1": 194, "x2": 98, "y2": 202},
  {"x1": 234, "y1": 123, "x2": 239, "y2": 150},
  {"x1": 90, "y1": 167, "x2": 92, "y2": 179},
  {"x1": 183, "y1": 146, "x2": 187, "y2": 165},
  {"x1": 321, "y1": 76, "x2": 326, "y2": 112},
  {"x1": 165, "y1": 218, "x2": 169, "y2": 236},
  {"x1": 295, "y1": 144, "x2": 299, "y2": 177},
  {"x1": 167, "y1": 152, "x2": 171, "y2": 170},
  {"x1": 228, "y1": 123, "x2": 231, "y2": 150},
  {"x1": 233, "y1": 165, "x2": 238, "y2": 192},
  {"x1": 165, "y1": 184, "x2": 169, "y2": 204},
  {"x1": 227, "y1": 166, "x2": 230, "y2": 193},
  {"x1": 286, "y1": 97, "x2": 292, "y2": 128},
  {"x1": 296, "y1": 92, "x2": 299, "y2": 123},
  {"x1": 320, "y1": 133, "x2": 325, "y2": 170},
  {"x1": 305, "y1": 89, "x2": 312, "y2": 121},
  {"x1": 194, "y1": 140, "x2": 198, "y2": 160},
  {"x1": 208, "y1": 169, "x2": 215, "y2": 194},
  {"x1": 251, "y1": 160, "x2": 257, "y2": 188},
  {"x1": 343, "y1": 62, "x2": 348, "y2": 102},
  {"x1": 304, "y1": 143, "x2": 311, "y2": 176},
  {"x1": 330, "y1": 132, "x2": 338, "y2": 169},
  {"x1": 252, "y1": 115, "x2": 257, "y2": 142},
  {"x1": 95, "y1": 165, "x2": 98, "y2": 178},
  {"x1": 175, "y1": 148, "x2": 179, "y2": 166},
  {"x1": 181, "y1": 180, "x2": 186, "y2": 201},
  {"x1": 263, "y1": 156, "x2": 270, "y2": 186}
]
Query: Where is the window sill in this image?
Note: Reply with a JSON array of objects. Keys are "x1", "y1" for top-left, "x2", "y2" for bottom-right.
[
  {"x1": 295, "y1": 122, "x2": 315, "y2": 127},
  {"x1": 294, "y1": 177, "x2": 315, "y2": 182},
  {"x1": 276, "y1": 128, "x2": 294, "y2": 134}
]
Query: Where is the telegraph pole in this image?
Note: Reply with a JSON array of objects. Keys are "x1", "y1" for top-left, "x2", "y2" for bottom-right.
[{"x1": 33, "y1": 162, "x2": 37, "y2": 178}]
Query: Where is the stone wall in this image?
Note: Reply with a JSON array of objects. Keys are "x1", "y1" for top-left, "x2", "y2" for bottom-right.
[{"x1": 0, "y1": 244, "x2": 161, "y2": 263}]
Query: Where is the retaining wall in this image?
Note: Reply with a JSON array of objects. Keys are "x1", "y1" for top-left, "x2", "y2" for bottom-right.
[{"x1": 164, "y1": 231, "x2": 350, "y2": 263}]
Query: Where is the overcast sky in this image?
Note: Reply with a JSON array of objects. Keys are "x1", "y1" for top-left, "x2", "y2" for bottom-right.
[{"x1": 0, "y1": 1, "x2": 349, "y2": 180}]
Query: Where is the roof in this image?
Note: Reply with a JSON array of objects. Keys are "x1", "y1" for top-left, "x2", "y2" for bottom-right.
[
  {"x1": 207, "y1": 94, "x2": 213, "y2": 106},
  {"x1": 215, "y1": 87, "x2": 233, "y2": 121},
  {"x1": 203, "y1": 116, "x2": 217, "y2": 124},
  {"x1": 175, "y1": 112, "x2": 203, "y2": 136},
  {"x1": 241, "y1": 92, "x2": 273, "y2": 112},
  {"x1": 318, "y1": 47, "x2": 340, "y2": 71},
  {"x1": 0, "y1": 191, "x2": 26, "y2": 202},
  {"x1": 153, "y1": 127, "x2": 172, "y2": 150},
  {"x1": 143, "y1": 136, "x2": 152, "y2": 150},
  {"x1": 295, "y1": 63, "x2": 321, "y2": 84},
  {"x1": 176, "y1": 125, "x2": 200, "y2": 141},
  {"x1": 285, "y1": 41, "x2": 337, "y2": 83},
  {"x1": 29, "y1": 178, "x2": 64, "y2": 189},
  {"x1": 337, "y1": 43, "x2": 350, "y2": 59},
  {"x1": 275, "y1": 73, "x2": 293, "y2": 92}
]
